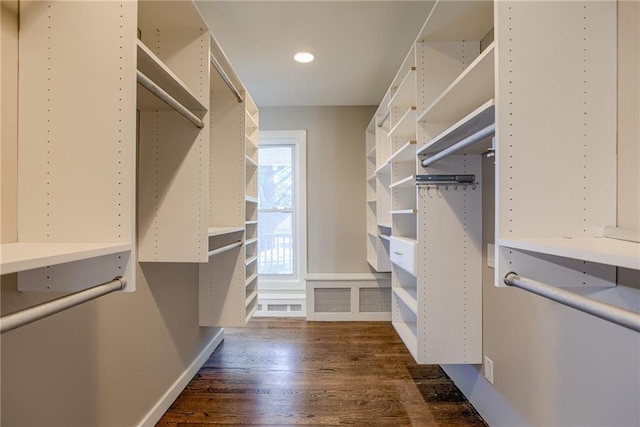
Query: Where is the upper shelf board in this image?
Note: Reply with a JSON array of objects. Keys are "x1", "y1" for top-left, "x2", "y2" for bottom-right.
[
  {"x1": 208, "y1": 227, "x2": 245, "y2": 237},
  {"x1": 388, "y1": 67, "x2": 417, "y2": 109},
  {"x1": 0, "y1": 242, "x2": 132, "y2": 275},
  {"x1": 418, "y1": 43, "x2": 495, "y2": 123},
  {"x1": 387, "y1": 140, "x2": 417, "y2": 164},
  {"x1": 136, "y1": 40, "x2": 207, "y2": 113},
  {"x1": 499, "y1": 237, "x2": 640, "y2": 271},
  {"x1": 417, "y1": 100, "x2": 495, "y2": 157},
  {"x1": 389, "y1": 107, "x2": 417, "y2": 139}
]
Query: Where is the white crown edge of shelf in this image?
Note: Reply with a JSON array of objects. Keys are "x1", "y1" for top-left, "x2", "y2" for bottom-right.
[
  {"x1": 417, "y1": 99, "x2": 495, "y2": 157},
  {"x1": 0, "y1": 242, "x2": 132, "y2": 276},
  {"x1": 208, "y1": 226, "x2": 245, "y2": 237},
  {"x1": 498, "y1": 237, "x2": 640, "y2": 270}
]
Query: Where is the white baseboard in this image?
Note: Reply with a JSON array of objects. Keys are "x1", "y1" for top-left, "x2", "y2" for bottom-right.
[{"x1": 137, "y1": 328, "x2": 224, "y2": 427}]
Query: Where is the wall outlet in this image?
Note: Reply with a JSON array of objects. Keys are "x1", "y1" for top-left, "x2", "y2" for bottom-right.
[
  {"x1": 487, "y1": 243, "x2": 495, "y2": 269},
  {"x1": 484, "y1": 356, "x2": 494, "y2": 384}
]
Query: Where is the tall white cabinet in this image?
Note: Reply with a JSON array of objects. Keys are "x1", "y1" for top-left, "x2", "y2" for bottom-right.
[{"x1": 366, "y1": 0, "x2": 635, "y2": 364}]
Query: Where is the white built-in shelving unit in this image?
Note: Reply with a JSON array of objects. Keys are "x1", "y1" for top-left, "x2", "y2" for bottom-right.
[
  {"x1": 493, "y1": 1, "x2": 634, "y2": 288},
  {"x1": 368, "y1": 0, "x2": 638, "y2": 363},
  {"x1": 365, "y1": 114, "x2": 392, "y2": 273},
  {"x1": 137, "y1": 1, "x2": 210, "y2": 263},
  {"x1": 4, "y1": 0, "x2": 260, "y2": 328},
  {"x1": 367, "y1": 0, "x2": 494, "y2": 364},
  {"x1": 198, "y1": 35, "x2": 260, "y2": 327},
  {"x1": 6, "y1": 1, "x2": 138, "y2": 292}
]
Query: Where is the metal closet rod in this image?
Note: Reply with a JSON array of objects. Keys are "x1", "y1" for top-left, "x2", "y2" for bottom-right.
[
  {"x1": 210, "y1": 54, "x2": 244, "y2": 104},
  {"x1": 0, "y1": 277, "x2": 126, "y2": 334},
  {"x1": 421, "y1": 123, "x2": 495, "y2": 168},
  {"x1": 504, "y1": 273, "x2": 640, "y2": 333},
  {"x1": 378, "y1": 109, "x2": 391, "y2": 127},
  {"x1": 136, "y1": 70, "x2": 205, "y2": 129},
  {"x1": 208, "y1": 241, "x2": 243, "y2": 258}
]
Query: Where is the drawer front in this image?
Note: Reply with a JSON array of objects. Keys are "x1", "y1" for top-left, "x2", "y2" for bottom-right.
[{"x1": 390, "y1": 237, "x2": 416, "y2": 276}]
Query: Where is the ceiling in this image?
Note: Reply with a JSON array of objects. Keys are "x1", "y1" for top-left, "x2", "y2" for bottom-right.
[{"x1": 196, "y1": 1, "x2": 435, "y2": 108}]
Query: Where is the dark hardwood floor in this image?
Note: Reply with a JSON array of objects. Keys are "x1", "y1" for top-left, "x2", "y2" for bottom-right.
[{"x1": 157, "y1": 319, "x2": 487, "y2": 426}]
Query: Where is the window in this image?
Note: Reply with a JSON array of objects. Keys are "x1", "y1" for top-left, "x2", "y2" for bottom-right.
[
  {"x1": 257, "y1": 131, "x2": 307, "y2": 288},
  {"x1": 258, "y1": 145, "x2": 294, "y2": 275}
]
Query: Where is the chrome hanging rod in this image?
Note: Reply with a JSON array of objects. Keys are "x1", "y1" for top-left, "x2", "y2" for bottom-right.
[
  {"x1": 0, "y1": 277, "x2": 126, "y2": 334},
  {"x1": 136, "y1": 70, "x2": 204, "y2": 129},
  {"x1": 378, "y1": 109, "x2": 391, "y2": 127},
  {"x1": 210, "y1": 54, "x2": 244, "y2": 104},
  {"x1": 504, "y1": 273, "x2": 640, "y2": 333},
  {"x1": 208, "y1": 241, "x2": 243, "y2": 258},
  {"x1": 421, "y1": 124, "x2": 495, "y2": 168}
]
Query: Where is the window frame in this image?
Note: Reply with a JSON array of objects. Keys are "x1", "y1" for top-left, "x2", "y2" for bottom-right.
[{"x1": 257, "y1": 130, "x2": 307, "y2": 291}]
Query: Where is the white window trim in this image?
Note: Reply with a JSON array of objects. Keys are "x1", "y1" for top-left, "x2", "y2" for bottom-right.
[{"x1": 258, "y1": 130, "x2": 307, "y2": 292}]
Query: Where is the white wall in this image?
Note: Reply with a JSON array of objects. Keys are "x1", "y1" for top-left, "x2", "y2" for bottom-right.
[
  {"x1": 444, "y1": 4, "x2": 640, "y2": 426},
  {"x1": 260, "y1": 106, "x2": 376, "y2": 274}
]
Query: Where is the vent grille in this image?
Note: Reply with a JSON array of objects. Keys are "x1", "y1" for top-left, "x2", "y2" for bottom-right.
[
  {"x1": 359, "y1": 287, "x2": 391, "y2": 312},
  {"x1": 268, "y1": 304, "x2": 288, "y2": 312},
  {"x1": 314, "y1": 288, "x2": 351, "y2": 313}
]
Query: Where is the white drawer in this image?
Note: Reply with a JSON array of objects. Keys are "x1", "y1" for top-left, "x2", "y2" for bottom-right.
[{"x1": 390, "y1": 236, "x2": 416, "y2": 276}]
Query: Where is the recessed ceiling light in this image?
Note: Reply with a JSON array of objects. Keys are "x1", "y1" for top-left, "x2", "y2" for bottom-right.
[{"x1": 294, "y1": 52, "x2": 314, "y2": 63}]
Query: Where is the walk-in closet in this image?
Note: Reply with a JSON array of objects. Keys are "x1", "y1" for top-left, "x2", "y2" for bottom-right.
[{"x1": 1, "y1": 0, "x2": 638, "y2": 426}]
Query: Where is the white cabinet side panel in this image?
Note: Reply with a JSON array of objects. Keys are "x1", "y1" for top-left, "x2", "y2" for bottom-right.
[
  {"x1": 418, "y1": 155, "x2": 482, "y2": 363},
  {"x1": 138, "y1": 112, "x2": 208, "y2": 262},
  {"x1": 198, "y1": 246, "x2": 245, "y2": 327},
  {"x1": 18, "y1": 1, "x2": 136, "y2": 244},
  {"x1": 495, "y1": 1, "x2": 617, "y2": 240},
  {"x1": 209, "y1": 88, "x2": 244, "y2": 227}
]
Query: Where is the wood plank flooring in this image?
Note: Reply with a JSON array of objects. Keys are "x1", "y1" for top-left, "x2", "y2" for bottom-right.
[{"x1": 157, "y1": 319, "x2": 487, "y2": 426}]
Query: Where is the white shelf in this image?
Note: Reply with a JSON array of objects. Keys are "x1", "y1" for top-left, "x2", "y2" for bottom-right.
[
  {"x1": 367, "y1": 146, "x2": 377, "y2": 159},
  {"x1": 380, "y1": 233, "x2": 391, "y2": 241},
  {"x1": 245, "y1": 220, "x2": 258, "y2": 225},
  {"x1": 387, "y1": 140, "x2": 417, "y2": 164},
  {"x1": 246, "y1": 288, "x2": 258, "y2": 308},
  {"x1": 392, "y1": 319, "x2": 418, "y2": 361},
  {"x1": 245, "y1": 273, "x2": 258, "y2": 287},
  {"x1": 388, "y1": 67, "x2": 417, "y2": 109},
  {"x1": 418, "y1": 43, "x2": 495, "y2": 123},
  {"x1": 417, "y1": 100, "x2": 495, "y2": 157},
  {"x1": 499, "y1": 237, "x2": 640, "y2": 270},
  {"x1": 245, "y1": 289, "x2": 258, "y2": 308},
  {"x1": 245, "y1": 238, "x2": 258, "y2": 246},
  {"x1": 0, "y1": 242, "x2": 132, "y2": 275},
  {"x1": 388, "y1": 107, "x2": 417, "y2": 138},
  {"x1": 245, "y1": 255, "x2": 258, "y2": 266},
  {"x1": 375, "y1": 162, "x2": 391, "y2": 175},
  {"x1": 367, "y1": 198, "x2": 377, "y2": 204},
  {"x1": 367, "y1": 173, "x2": 377, "y2": 182},
  {"x1": 245, "y1": 109, "x2": 259, "y2": 130},
  {"x1": 378, "y1": 223, "x2": 393, "y2": 229},
  {"x1": 245, "y1": 155, "x2": 258, "y2": 168},
  {"x1": 136, "y1": 40, "x2": 207, "y2": 113},
  {"x1": 391, "y1": 209, "x2": 417, "y2": 215},
  {"x1": 245, "y1": 135, "x2": 258, "y2": 153},
  {"x1": 393, "y1": 287, "x2": 418, "y2": 314},
  {"x1": 390, "y1": 175, "x2": 415, "y2": 189},
  {"x1": 245, "y1": 195, "x2": 258, "y2": 204},
  {"x1": 208, "y1": 226, "x2": 244, "y2": 237}
]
